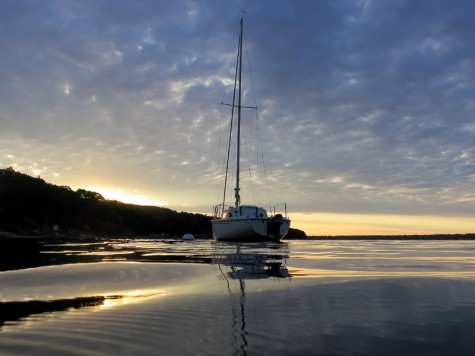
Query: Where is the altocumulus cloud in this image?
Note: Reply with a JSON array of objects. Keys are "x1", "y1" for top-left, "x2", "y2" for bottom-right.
[{"x1": 0, "y1": 0, "x2": 474, "y2": 217}]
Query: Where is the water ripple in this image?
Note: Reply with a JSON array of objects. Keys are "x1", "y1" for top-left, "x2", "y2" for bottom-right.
[{"x1": 2, "y1": 238, "x2": 475, "y2": 355}]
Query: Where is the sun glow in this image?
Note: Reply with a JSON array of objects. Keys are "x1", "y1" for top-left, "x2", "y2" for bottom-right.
[{"x1": 88, "y1": 186, "x2": 167, "y2": 207}]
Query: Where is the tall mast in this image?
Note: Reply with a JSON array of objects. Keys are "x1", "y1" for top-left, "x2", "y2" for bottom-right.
[{"x1": 234, "y1": 17, "x2": 243, "y2": 208}]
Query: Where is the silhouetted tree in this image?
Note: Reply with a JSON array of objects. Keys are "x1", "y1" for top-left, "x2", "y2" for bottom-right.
[{"x1": 0, "y1": 167, "x2": 212, "y2": 237}]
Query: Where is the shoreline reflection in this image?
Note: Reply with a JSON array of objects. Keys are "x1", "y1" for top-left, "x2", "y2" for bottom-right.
[{"x1": 0, "y1": 295, "x2": 122, "y2": 328}]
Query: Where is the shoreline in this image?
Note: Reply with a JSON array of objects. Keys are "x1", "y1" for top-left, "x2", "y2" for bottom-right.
[{"x1": 2, "y1": 232, "x2": 475, "y2": 241}]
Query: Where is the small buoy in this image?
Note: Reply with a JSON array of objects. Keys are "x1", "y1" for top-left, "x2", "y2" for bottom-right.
[{"x1": 182, "y1": 233, "x2": 195, "y2": 241}]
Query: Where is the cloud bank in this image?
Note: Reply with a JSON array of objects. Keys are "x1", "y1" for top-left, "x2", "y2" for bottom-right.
[{"x1": 1, "y1": 0, "x2": 474, "y2": 220}]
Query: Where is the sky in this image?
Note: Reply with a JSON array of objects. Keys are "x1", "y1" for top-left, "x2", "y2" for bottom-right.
[{"x1": 1, "y1": 0, "x2": 475, "y2": 236}]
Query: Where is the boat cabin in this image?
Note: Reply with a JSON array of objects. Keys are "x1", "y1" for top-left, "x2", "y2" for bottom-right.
[{"x1": 225, "y1": 205, "x2": 268, "y2": 220}]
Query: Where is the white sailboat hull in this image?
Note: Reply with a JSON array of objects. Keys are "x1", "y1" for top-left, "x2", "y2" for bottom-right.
[{"x1": 212, "y1": 217, "x2": 290, "y2": 242}]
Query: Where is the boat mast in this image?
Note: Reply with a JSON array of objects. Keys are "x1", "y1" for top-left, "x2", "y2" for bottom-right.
[{"x1": 235, "y1": 17, "x2": 243, "y2": 208}]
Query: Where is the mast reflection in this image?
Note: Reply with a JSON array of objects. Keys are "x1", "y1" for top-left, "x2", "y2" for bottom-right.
[{"x1": 212, "y1": 242, "x2": 290, "y2": 354}]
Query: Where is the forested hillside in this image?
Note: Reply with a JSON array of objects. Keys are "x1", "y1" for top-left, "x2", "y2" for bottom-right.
[{"x1": 0, "y1": 167, "x2": 211, "y2": 237}]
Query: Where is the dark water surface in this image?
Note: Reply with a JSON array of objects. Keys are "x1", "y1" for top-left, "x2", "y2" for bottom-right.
[{"x1": 1, "y1": 238, "x2": 475, "y2": 355}]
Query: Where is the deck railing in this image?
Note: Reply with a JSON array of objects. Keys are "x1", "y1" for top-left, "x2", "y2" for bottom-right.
[{"x1": 212, "y1": 203, "x2": 289, "y2": 220}]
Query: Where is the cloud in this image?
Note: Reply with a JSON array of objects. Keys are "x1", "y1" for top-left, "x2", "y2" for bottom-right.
[{"x1": 1, "y1": 0, "x2": 474, "y2": 219}]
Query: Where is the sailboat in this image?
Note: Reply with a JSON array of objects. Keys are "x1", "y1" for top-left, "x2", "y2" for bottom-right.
[{"x1": 211, "y1": 18, "x2": 291, "y2": 242}]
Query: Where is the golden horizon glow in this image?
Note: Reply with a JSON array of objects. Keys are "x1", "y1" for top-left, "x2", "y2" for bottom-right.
[{"x1": 291, "y1": 212, "x2": 475, "y2": 236}]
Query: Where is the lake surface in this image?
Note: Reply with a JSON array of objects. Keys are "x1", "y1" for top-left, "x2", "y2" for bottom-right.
[{"x1": 2, "y1": 238, "x2": 475, "y2": 355}]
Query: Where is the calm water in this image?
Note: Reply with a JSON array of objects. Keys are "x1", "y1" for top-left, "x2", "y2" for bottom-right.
[{"x1": 2, "y1": 238, "x2": 475, "y2": 355}]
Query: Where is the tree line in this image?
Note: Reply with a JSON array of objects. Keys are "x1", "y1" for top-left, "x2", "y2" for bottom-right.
[{"x1": 0, "y1": 167, "x2": 212, "y2": 237}]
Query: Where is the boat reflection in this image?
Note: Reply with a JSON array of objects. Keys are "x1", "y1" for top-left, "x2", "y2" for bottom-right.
[
  {"x1": 212, "y1": 243, "x2": 290, "y2": 280},
  {"x1": 212, "y1": 243, "x2": 290, "y2": 354}
]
